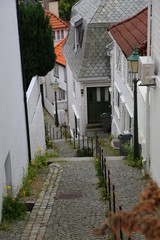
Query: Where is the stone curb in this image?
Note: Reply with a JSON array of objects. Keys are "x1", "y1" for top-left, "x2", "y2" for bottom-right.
[{"x1": 20, "y1": 164, "x2": 63, "y2": 240}]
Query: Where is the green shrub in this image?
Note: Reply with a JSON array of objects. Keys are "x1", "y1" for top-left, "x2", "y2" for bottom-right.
[
  {"x1": 76, "y1": 147, "x2": 93, "y2": 157},
  {"x1": 2, "y1": 196, "x2": 26, "y2": 222}
]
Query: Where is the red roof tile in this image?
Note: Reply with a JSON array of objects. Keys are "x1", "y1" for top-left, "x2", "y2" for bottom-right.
[
  {"x1": 109, "y1": 7, "x2": 148, "y2": 57},
  {"x1": 45, "y1": 10, "x2": 69, "y2": 29},
  {"x1": 55, "y1": 38, "x2": 66, "y2": 66}
]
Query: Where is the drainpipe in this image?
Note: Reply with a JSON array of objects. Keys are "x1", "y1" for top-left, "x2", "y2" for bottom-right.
[
  {"x1": 145, "y1": 0, "x2": 152, "y2": 171},
  {"x1": 16, "y1": 0, "x2": 31, "y2": 163}
]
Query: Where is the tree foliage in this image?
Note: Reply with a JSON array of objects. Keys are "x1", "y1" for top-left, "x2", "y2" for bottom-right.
[
  {"x1": 94, "y1": 181, "x2": 160, "y2": 239},
  {"x1": 19, "y1": 1, "x2": 56, "y2": 88},
  {"x1": 59, "y1": 0, "x2": 79, "y2": 21}
]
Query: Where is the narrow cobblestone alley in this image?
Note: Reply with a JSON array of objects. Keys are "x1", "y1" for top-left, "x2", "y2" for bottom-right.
[
  {"x1": 0, "y1": 111, "x2": 148, "y2": 240},
  {"x1": 44, "y1": 160, "x2": 109, "y2": 240}
]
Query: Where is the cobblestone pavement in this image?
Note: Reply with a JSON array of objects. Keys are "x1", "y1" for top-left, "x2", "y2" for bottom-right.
[
  {"x1": 0, "y1": 109, "x2": 148, "y2": 240},
  {"x1": 105, "y1": 157, "x2": 148, "y2": 240},
  {"x1": 44, "y1": 160, "x2": 109, "y2": 240}
]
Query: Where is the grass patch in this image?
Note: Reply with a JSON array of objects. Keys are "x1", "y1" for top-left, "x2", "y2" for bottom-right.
[{"x1": 123, "y1": 143, "x2": 142, "y2": 169}]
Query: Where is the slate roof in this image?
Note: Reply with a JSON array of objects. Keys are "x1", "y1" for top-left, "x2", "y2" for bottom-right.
[
  {"x1": 109, "y1": 7, "x2": 148, "y2": 58},
  {"x1": 63, "y1": 0, "x2": 148, "y2": 80},
  {"x1": 55, "y1": 38, "x2": 66, "y2": 66},
  {"x1": 45, "y1": 10, "x2": 69, "y2": 29}
]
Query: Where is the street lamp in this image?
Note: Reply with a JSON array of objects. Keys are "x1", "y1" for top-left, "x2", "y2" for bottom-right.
[
  {"x1": 53, "y1": 78, "x2": 59, "y2": 127},
  {"x1": 127, "y1": 45, "x2": 140, "y2": 161}
]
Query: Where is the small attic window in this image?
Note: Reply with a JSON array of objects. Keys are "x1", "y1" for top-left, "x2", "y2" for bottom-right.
[{"x1": 73, "y1": 18, "x2": 84, "y2": 53}]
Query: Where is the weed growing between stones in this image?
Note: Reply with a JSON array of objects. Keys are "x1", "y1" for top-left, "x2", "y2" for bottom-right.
[
  {"x1": 2, "y1": 195, "x2": 27, "y2": 222},
  {"x1": 94, "y1": 159, "x2": 106, "y2": 199},
  {"x1": 123, "y1": 143, "x2": 142, "y2": 169},
  {"x1": 1, "y1": 150, "x2": 49, "y2": 226},
  {"x1": 76, "y1": 147, "x2": 93, "y2": 157}
]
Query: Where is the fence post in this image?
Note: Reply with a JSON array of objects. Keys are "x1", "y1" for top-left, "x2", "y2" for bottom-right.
[
  {"x1": 87, "y1": 137, "x2": 89, "y2": 149},
  {"x1": 49, "y1": 124, "x2": 52, "y2": 138},
  {"x1": 83, "y1": 135, "x2": 84, "y2": 149},
  {"x1": 108, "y1": 170, "x2": 111, "y2": 211},
  {"x1": 99, "y1": 142, "x2": 101, "y2": 161},
  {"x1": 119, "y1": 206, "x2": 123, "y2": 240},
  {"x1": 73, "y1": 129, "x2": 76, "y2": 149},
  {"x1": 78, "y1": 133, "x2": 80, "y2": 149},
  {"x1": 56, "y1": 130, "x2": 58, "y2": 140},
  {"x1": 113, "y1": 185, "x2": 116, "y2": 213},
  {"x1": 96, "y1": 135, "x2": 98, "y2": 158},
  {"x1": 101, "y1": 149, "x2": 104, "y2": 176},
  {"x1": 52, "y1": 127, "x2": 54, "y2": 140},
  {"x1": 69, "y1": 127, "x2": 71, "y2": 145},
  {"x1": 91, "y1": 138, "x2": 93, "y2": 156},
  {"x1": 60, "y1": 126, "x2": 62, "y2": 139},
  {"x1": 104, "y1": 158, "x2": 107, "y2": 197},
  {"x1": 65, "y1": 125, "x2": 67, "y2": 141}
]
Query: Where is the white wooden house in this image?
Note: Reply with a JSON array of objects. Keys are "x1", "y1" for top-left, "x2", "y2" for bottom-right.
[
  {"x1": 63, "y1": 0, "x2": 148, "y2": 137},
  {"x1": 0, "y1": 0, "x2": 29, "y2": 222},
  {"x1": 108, "y1": 7, "x2": 148, "y2": 152}
]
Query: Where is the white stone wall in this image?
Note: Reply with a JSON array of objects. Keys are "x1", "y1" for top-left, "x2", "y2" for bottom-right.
[
  {"x1": 27, "y1": 77, "x2": 46, "y2": 159},
  {"x1": 0, "y1": 0, "x2": 29, "y2": 222},
  {"x1": 149, "y1": 0, "x2": 160, "y2": 186}
]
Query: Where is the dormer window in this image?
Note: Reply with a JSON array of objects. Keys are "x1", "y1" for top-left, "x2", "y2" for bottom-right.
[{"x1": 71, "y1": 15, "x2": 84, "y2": 53}]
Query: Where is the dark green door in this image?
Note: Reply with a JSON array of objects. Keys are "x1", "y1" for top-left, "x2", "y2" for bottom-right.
[{"x1": 87, "y1": 87, "x2": 110, "y2": 123}]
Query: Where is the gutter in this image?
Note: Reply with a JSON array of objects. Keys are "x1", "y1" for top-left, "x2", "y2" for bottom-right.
[{"x1": 16, "y1": 0, "x2": 31, "y2": 163}]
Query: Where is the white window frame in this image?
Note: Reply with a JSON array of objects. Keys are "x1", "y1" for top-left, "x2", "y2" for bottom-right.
[
  {"x1": 54, "y1": 63, "x2": 59, "y2": 78},
  {"x1": 61, "y1": 29, "x2": 64, "y2": 39},
  {"x1": 57, "y1": 30, "x2": 60, "y2": 40}
]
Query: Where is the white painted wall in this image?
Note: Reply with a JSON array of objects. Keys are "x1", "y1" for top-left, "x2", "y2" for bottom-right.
[
  {"x1": 0, "y1": 0, "x2": 29, "y2": 222},
  {"x1": 110, "y1": 42, "x2": 134, "y2": 137},
  {"x1": 149, "y1": 0, "x2": 160, "y2": 186},
  {"x1": 27, "y1": 77, "x2": 46, "y2": 159}
]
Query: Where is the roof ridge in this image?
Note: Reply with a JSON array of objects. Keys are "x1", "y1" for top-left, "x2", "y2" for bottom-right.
[
  {"x1": 109, "y1": 6, "x2": 148, "y2": 30},
  {"x1": 45, "y1": 10, "x2": 69, "y2": 27}
]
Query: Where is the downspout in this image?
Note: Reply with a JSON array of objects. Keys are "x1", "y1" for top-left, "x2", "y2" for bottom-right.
[
  {"x1": 145, "y1": 0, "x2": 152, "y2": 172},
  {"x1": 16, "y1": 0, "x2": 31, "y2": 163}
]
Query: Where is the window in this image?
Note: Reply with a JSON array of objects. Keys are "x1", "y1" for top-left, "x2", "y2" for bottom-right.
[
  {"x1": 73, "y1": 78, "x2": 76, "y2": 97},
  {"x1": 61, "y1": 30, "x2": 64, "y2": 39},
  {"x1": 59, "y1": 88, "x2": 65, "y2": 100},
  {"x1": 116, "y1": 45, "x2": 121, "y2": 72},
  {"x1": 117, "y1": 91, "x2": 120, "y2": 108},
  {"x1": 64, "y1": 68, "x2": 67, "y2": 83},
  {"x1": 57, "y1": 30, "x2": 60, "y2": 40},
  {"x1": 74, "y1": 18, "x2": 84, "y2": 53},
  {"x1": 54, "y1": 64, "x2": 59, "y2": 77}
]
